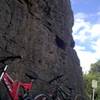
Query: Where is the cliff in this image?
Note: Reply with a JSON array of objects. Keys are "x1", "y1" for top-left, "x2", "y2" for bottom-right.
[{"x1": 0, "y1": 0, "x2": 84, "y2": 99}]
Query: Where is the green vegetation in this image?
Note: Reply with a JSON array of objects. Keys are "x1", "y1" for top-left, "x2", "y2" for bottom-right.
[{"x1": 84, "y1": 60, "x2": 100, "y2": 100}]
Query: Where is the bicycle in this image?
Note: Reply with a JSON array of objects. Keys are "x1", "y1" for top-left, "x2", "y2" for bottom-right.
[{"x1": 0, "y1": 56, "x2": 83, "y2": 100}]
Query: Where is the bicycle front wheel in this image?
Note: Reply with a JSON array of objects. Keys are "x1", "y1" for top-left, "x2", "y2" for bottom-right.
[{"x1": 33, "y1": 93, "x2": 52, "y2": 100}]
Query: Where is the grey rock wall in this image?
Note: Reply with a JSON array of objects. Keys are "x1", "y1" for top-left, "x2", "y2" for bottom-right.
[{"x1": 0, "y1": 0, "x2": 84, "y2": 99}]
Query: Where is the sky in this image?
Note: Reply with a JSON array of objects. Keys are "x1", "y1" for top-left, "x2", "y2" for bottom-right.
[{"x1": 70, "y1": 0, "x2": 100, "y2": 73}]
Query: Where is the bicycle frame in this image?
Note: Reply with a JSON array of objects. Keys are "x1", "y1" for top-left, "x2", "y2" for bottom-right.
[{"x1": 0, "y1": 65, "x2": 32, "y2": 100}]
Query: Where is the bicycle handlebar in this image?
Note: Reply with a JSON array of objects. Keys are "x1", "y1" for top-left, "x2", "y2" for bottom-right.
[{"x1": 48, "y1": 74, "x2": 64, "y2": 84}]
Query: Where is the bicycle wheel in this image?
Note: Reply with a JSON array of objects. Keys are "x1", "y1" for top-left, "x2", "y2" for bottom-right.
[{"x1": 32, "y1": 92, "x2": 52, "y2": 100}]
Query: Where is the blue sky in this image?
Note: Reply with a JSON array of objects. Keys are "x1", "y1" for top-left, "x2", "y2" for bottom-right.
[
  {"x1": 71, "y1": 0, "x2": 100, "y2": 14},
  {"x1": 70, "y1": 0, "x2": 100, "y2": 73}
]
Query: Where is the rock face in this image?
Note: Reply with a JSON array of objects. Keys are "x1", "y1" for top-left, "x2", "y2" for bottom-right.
[{"x1": 0, "y1": 0, "x2": 84, "y2": 99}]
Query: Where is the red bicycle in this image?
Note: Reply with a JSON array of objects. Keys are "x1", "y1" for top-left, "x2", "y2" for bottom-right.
[{"x1": 0, "y1": 56, "x2": 84, "y2": 100}]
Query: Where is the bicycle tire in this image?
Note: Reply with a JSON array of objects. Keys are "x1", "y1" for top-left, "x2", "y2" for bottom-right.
[{"x1": 32, "y1": 92, "x2": 52, "y2": 100}]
